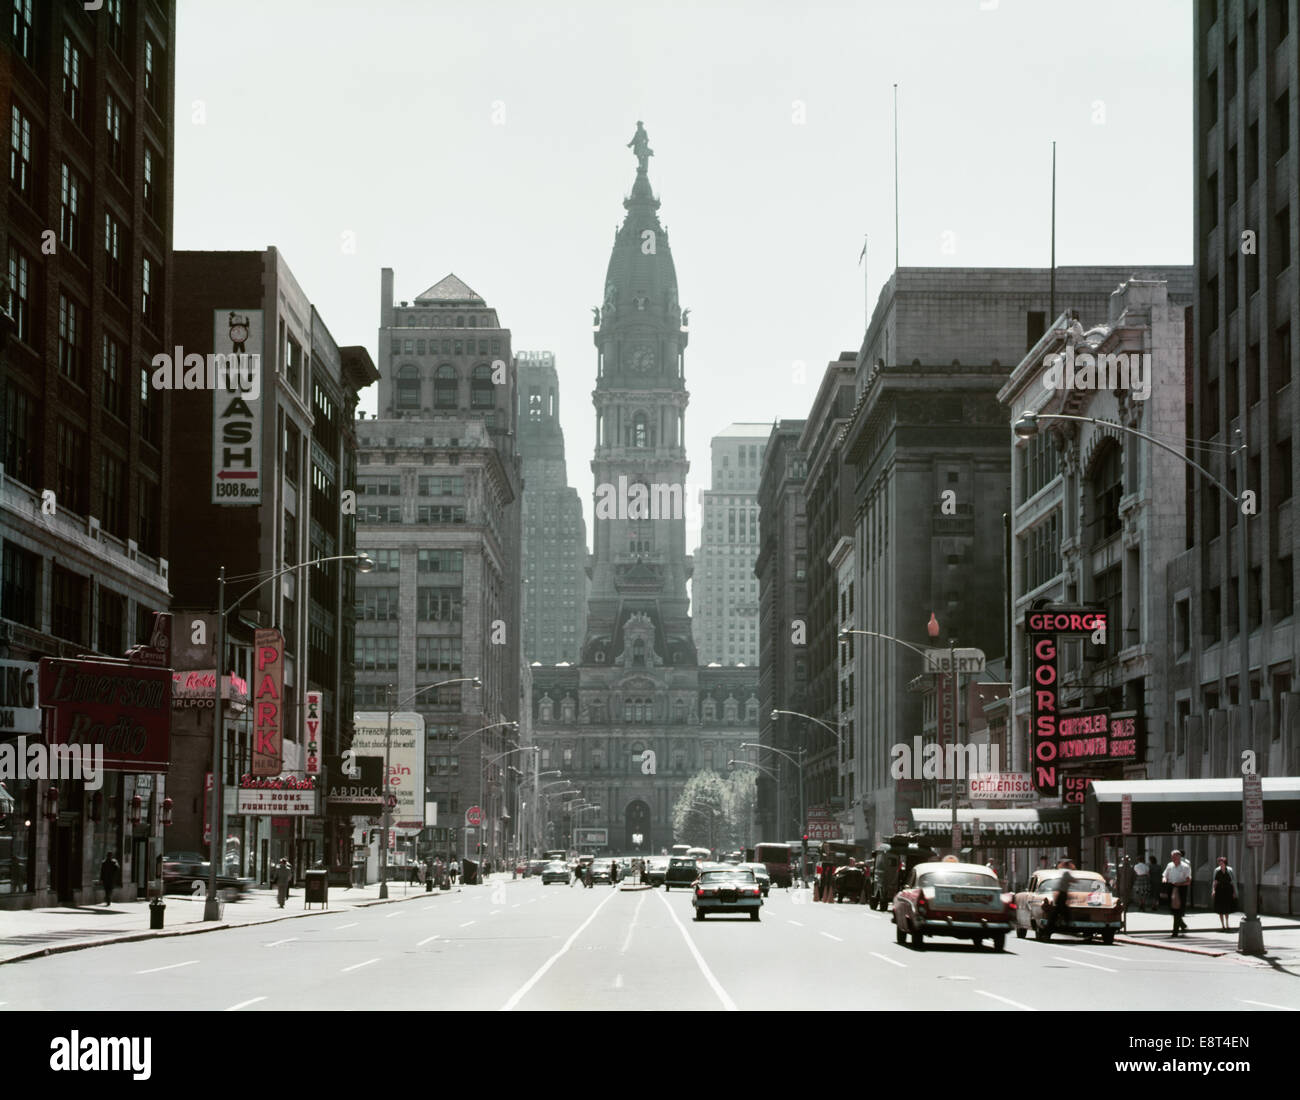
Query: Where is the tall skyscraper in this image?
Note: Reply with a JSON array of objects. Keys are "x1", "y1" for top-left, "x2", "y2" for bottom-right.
[
  {"x1": 692, "y1": 424, "x2": 769, "y2": 666},
  {"x1": 517, "y1": 351, "x2": 587, "y2": 665},
  {"x1": 1, "y1": 1, "x2": 176, "y2": 908},
  {"x1": 529, "y1": 128, "x2": 758, "y2": 856},
  {"x1": 355, "y1": 271, "x2": 523, "y2": 866}
]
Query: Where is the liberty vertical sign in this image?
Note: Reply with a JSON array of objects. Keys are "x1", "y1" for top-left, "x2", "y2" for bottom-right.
[{"x1": 211, "y1": 308, "x2": 264, "y2": 505}]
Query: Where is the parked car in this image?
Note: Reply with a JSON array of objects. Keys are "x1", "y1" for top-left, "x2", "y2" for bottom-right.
[
  {"x1": 541, "y1": 860, "x2": 572, "y2": 885},
  {"x1": 663, "y1": 856, "x2": 700, "y2": 891},
  {"x1": 160, "y1": 859, "x2": 250, "y2": 901},
  {"x1": 643, "y1": 857, "x2": 669, "y2": 886},
  {"x1": 892, "y1": 861, "x2": 1015, "y2": 951},
  {"x1": 737, "y1": 862, "x2": 771, "y2": 896},
  {"x1": 1014, "y1": 868, "x2": 1122, "y2": 944},
  {"x1": 692, "y1": 867, "x2": 763, "y2": 921}
]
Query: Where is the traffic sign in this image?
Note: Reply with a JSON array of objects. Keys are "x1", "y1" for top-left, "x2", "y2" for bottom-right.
[
  {"x1": 1121, "y1": 794, "x2": 1132, "y2": 836},
  {"x1": 925, "y1": 648, "x2": 987, "y2": 675},
  {"x1": 972, "y1": 817, "x2": 981, "y2": 845},
  {"x1": 465, "y1": 805, "x2": 483, "y2": 827},
  {"x1": 951, "y1": 823, "x2": 962, "y2": 852},
  {"x1": 1243, "y1": 775, "x2": 1264, "y2": 848}
]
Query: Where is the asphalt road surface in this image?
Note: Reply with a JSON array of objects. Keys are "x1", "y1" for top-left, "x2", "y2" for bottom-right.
[{"x1": 4, "y1": 878, "x2": 1299, "y2": 1012}]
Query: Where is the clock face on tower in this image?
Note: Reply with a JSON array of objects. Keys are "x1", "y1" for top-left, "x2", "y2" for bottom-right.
[{"x1": 629, "y1": 345, "x2": 656, "y2": 373}]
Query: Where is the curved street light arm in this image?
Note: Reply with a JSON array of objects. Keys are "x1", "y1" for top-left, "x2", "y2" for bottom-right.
[
  {"x1": 768, "y1": 709, "x2": 844, "y2": 746},
  {"x1": 742, "y1": 740, "x2": 806, "y2": 769},
  {"x1": 835, "y1": 628, "x2": 932, "y2": 662}
]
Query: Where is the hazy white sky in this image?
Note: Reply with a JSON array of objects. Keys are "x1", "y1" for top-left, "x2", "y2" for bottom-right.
[{"x1": 175, "y1": 0, "x2": 1192, "y2": 548}]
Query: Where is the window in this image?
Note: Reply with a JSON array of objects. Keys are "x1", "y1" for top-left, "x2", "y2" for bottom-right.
[
  {"x1": 3, "y1": 382, "x2": 37, "y2": 485},
  {"x1": 140, "y1": 366, "x2": 160, "y2": 445},
  {"x1": 1019, "y1": 431, "x2": 1059, "y2": 502},
  {"x1": 1276, "y1": 93, "x2": 1291, "y2": 160},
  {"x1": 360, "y1": 475, "x2": 400, "y2": 496},
  {"x1": 471, "y1": 365, "x2": 495, "y2": 409},
  {"x1": 395, "y1": 365, "x2": 420, "y2": 410},
  {"x1": 58, "y1": 162, "x2": 89, "y2": 261},
  {"x1": 52, "y1": 567, "x2": 87, "y2": 645},
  {"x1": 358, "y1": 504, "x2": 401, "y2": 524},
  {"x1": 1274, "y1": 322, "x2": 1293, "y2": 393},
  {"x1": 356, "y1": 587, "x2": 399, "y2": 621},
  {"x1": 98, "y1": 588, "x2": 125, "y2": 655},
  {"x1": 435, "y1": 365, "x2": 458, "y2": 408},
  {"x1": 416, "y1": 636, "x2": 462, "y2": 673},
  {"x1": 354, "y1": 636, "x2": 399, "y2": 670},
  {"x1": 1226, "y1": 145, "x2": 1238, "y2": 210},
  {"x1": 58, "y1": 293, "x2": 86, "y2": 386},
  {"x1": 105, "y1": 93, "x2": 126, "y2": 179},
  {"x1": 418, "y1": 475, "x2": 463, "y2": 496},
  {"x1": 11, "y1": 0, "x2": 33, "y2": 62},
  {"x1": 143, "y1": 37, "x2": 164, "y2": 115},
  {"x1": 283, "y1": 421, "x2": 300, "y2": 486},
  {"x1": 6, "y1": 243, "x2": 31, "y2": 346},
  {"x1": 137, "y1": 477, "x2": 159, "y2": 556},
  {"x1": 284, "y1": 332, "x2": 303, "y2": 391},
  {"x1": 62, "y1": 36, "x2": 86, "y2": 127},
  {"x1": 418, "y1": 505, "x2": 465, "y2": 524},
  {"x1": 104, "y1": 211, "x2": 126, "y2": 297},
  {"x1": 55, "y1": 420, "x2": 87, "y2": 514},
  {"x1": 1275, "y1": 557, "x2": 1294, "y2": 619},
  {"x1": 1275, "y1": 438, "x2": 1293, "y2": 505},
  {"x1": 1, "y1": 542, "x2": 38, "y2": 627},
  {"x1": 8, "y1": 103, "x2": 34, "y2": 202},
  {"x1": 99, "y1": 335, "x2": 126, "y2": 420},
  {"x1": 1089, "y1": 443, "x2": 1123, "y2": 544},
  {"x1": 141, "y1": 256, "x2": 160, "y2": 330},
  {"x1": 142, "y1": 145, "x2": 161, "y2": 222},
  {"x1": 1204, "y1": 69, "x2": 1217, "y2": 128},
  {"x1": 417, "y1": 586, "x2": 462, "y2": 621},
  {"x1": 364, "y1": 548, "x2": 400, "y2": 572},
  {"x1": 418, "y1": 549, "x2": 462, "y2": 574},
  {"x1": 1276, "y1": 205, "x2": 1291, "y2": 272},
  {"x1": 633, "y1": 412, "x2": 648, "y2": 448},
  {"x1": 106, "y1": 0, "x2": 124, "y2": 55},
  {"x1": 1204, "y1": 585, "x2": 1222, "y2": 641},
  {"x1": 100, "y1": 452, "x2": 126, "y2": 537}
]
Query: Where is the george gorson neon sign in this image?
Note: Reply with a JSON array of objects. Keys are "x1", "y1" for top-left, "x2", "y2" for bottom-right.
[{"x1": 1026, "y1": 609, "x2": 1108, "y2": 796}]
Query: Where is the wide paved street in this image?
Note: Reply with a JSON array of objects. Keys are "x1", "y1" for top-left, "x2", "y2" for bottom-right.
[{"x1": 4, "y1": 878, "x2": 1299, "y2": 1012}]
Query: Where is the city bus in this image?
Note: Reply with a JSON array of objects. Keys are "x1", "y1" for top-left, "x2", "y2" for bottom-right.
[{"x1": 754, "y1": 842, "x2": 794, "y2": 888}]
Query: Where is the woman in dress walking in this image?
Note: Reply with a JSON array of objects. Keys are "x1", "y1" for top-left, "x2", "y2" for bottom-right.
[{"x1": 1211, "y1": 855, "x2": 1236, "y2": 930}]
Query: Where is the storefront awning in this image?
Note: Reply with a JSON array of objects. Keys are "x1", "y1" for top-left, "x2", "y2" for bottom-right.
[
  {"x1": 1085, "y1": 778, "x2": 1300, "y2": 836},
  {"x1": 908, "y1": 807, "x2": 1078, "y2": 848}
]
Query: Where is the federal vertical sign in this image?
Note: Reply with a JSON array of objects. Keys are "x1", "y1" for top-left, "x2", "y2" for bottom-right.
[
  {"x1": 251, "y1": 629, "x2": 284, "y2": 776},
  {"x1": 212, "y1": 308, "x2": 264, "y2": 505}
]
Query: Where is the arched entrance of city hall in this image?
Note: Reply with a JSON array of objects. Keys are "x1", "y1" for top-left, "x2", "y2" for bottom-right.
[{"x1": 625, "y1": 800, "x2": 651, "y2": 855}]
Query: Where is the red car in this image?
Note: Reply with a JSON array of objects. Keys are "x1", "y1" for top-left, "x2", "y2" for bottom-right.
[{"x1": 892, "y1": 860, "x2": 1015, "y2": 952}]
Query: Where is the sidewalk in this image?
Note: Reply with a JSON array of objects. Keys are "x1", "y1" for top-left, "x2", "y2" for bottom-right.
[
  {"x1": 1114, "y1": 908, "x2": 1300, "y2": 959},
  {"x1": 0, "y1": 873, "x2": 515, "y2": 966}
]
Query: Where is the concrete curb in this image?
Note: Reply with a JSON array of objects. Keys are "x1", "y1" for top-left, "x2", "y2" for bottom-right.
[
  {"x1": 0, "y1": 886, "x2": 453, "y2": 967},
  {"x1": 1115, "y1": 934, "x2": 1229, "y2": 956}
]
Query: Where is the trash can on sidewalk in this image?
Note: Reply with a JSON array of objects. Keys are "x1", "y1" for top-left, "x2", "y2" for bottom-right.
[
  {"x1": 149, "y1": 899, "x2": 165, "y2": 929},
  {"x1": 304, "y1": 869, "x2": 329, "y2": 910},
  {"x1": 462, "y1": 859, "x2": 479, "y2": 885}
]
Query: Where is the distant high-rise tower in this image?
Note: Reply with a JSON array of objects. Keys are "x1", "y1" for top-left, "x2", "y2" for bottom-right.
[
  {"x1": 692, "y1": 425, "x2": 770, "y2": 665},
  {"x1": 518, "y1": 352, "x2": 587, "y2": 664}
]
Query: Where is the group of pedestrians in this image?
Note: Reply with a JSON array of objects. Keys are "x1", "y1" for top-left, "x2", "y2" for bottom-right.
[{"x1": 1114, "y1": 850, "x2": 1238, "y2": 936}]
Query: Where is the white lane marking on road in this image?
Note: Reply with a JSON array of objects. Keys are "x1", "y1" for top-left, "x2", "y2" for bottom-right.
[
  {"x1": 820, "y1": 932, "x2": 843, "y2": 942},
  {"x1": 1061, "y1": 946, "x2": 1131, "y2": 964},
  {"x1": 620, "y1": 890, "x2": 650, "y2": 955},
  {"x1": 1052, "y1": 954, "x2": 1116, "y2": 973},
  {"x1": 615, "y1": 974, "x2": 624, "y2": 989},
  {"x1": 1240, "y1": 999, "x2": 1298, "y2": 1011},
  {"x1": 423, "y1": 906, "x2": 439, "y2": 912},
  {"x1": 869, "y1": 952, "x2": 906, "y2": 968},
  {"x1": 512, "y1": 903, "x2": 520, "y2": 908},
  {"x1": 788, "y1": 920, "x2": 804, "y2": 927},
  {"x1": 336, "y1": 922, "x2": 359, "y2": 930},
  {"x1": 501, "y1": 886, "x2": 621, "y2": 1011},
  {"x1": 490, "y1": 909, "x2": 502, "y2": 915},
  {"x1": 417, "y1": 934, "x2": 440, "y2": 947},
  {"x1": 975, "y1": 990, "x2": 1034, "y2": 1011},
  {"x1": 655, "y1": 890, "x2": 738, "y2": 1012},
  {"x1": 264, "y1": 937, "x2": 297, "y2": 947},
  {"x1": 136, "y1": 960, "x2": 198, "y2": 974},
  {"x1": 225, "y1": 997, "x2": 267, "y2": 1011},
  {"x1": 460, "y1": 920, "x2": 475, "y2": 928},
  {"x1": 341, "y1": 958, "x2": 380, "y2": 973},
  {"x1": 385, "y1": 911, "x2": 402, "y2": 919}
]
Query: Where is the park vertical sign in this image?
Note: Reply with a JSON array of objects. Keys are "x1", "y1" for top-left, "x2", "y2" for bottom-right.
[
  {"x1": 251, "y1": 629, "x2": 284, "y2": 776},
  {"x1": 212, "y1": 308, "x2": 264, "y2": 505},
  {"x1": 1025, "y1": 609, "x2": 1108, "y2": 796}
]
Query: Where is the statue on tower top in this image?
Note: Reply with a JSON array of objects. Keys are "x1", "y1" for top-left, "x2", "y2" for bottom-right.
[{"x1": 627, "y1": 121, "x2": 653, "y2": 172}]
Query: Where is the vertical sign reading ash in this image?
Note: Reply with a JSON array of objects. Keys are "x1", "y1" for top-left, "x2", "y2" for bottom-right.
[
  {"x1": 211, "y1": 308, "x2": 264, "y2": 505},
  {"x1": 1024, "y1": 609, "x2": 1108, "y2": 796},
  {"x1": 251, "y1": 629, "x2": 284, "y2": 776}
]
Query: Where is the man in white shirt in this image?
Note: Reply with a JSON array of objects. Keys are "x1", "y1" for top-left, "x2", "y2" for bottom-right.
[{"x1": 1162, "y1": 850, "x2": 1192, "y2": 936}]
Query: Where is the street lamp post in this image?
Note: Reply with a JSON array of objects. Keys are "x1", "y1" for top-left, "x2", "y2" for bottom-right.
[
  {"x1": 380, "y1": 676, "x2": 482, "y2": 900},
  {"x1": 1014, "y1": 410, "x2": 1262, "y2": 955},
  {"x1": 746, "y1": 736, "x2": 806, "y2": 879},
  {"x1": 729, "y1": 758, "x2": 779, "y2": 856},
  {"x1": 206, "y1": 552, "x2": 375, "y2": 922},
  {"x1": 452, "y1": 720, "x2": 519, "y2": 871}
]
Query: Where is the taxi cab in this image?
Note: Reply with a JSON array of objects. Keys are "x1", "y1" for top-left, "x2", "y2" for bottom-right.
[
  {"x1": 892, "y1": 860, "x2": 1014, "y2": 951},
  {"x1": 1013, "y1": 868, "x2": 1122, "y2": 944}
]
